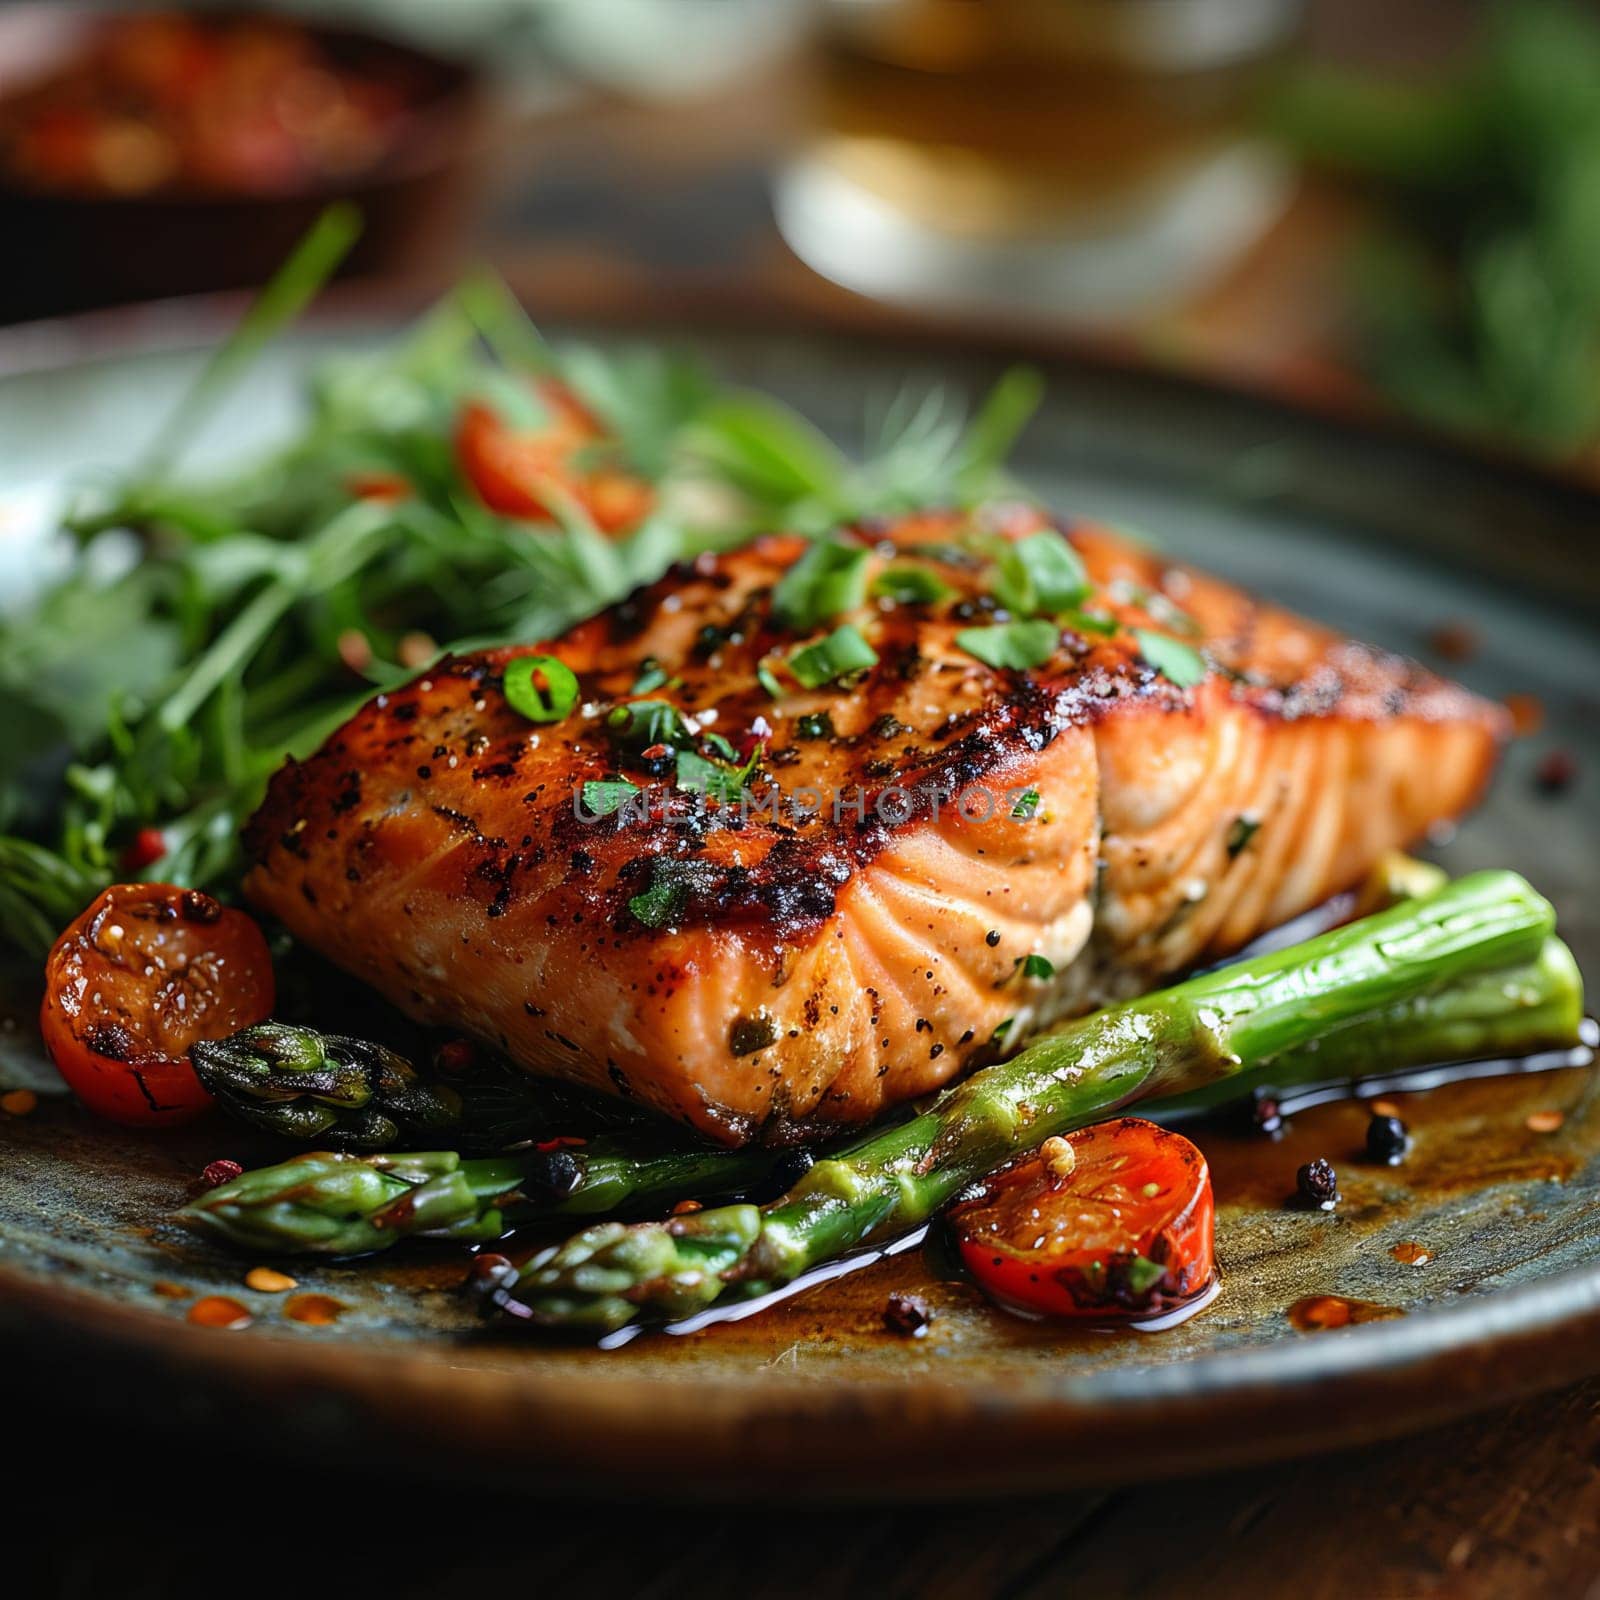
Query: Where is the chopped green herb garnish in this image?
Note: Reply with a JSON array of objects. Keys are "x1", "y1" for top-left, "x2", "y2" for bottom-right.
[
  {"x1": 581, "y1": 779, "x2": 641, "y2": 817},
  {"x1": 605, "y1": 699, "x2": 695, "y2": 756},
  {"x1": 1063, "y1": 607, "x2": 1120, "y2": 638},
  {"x1": 676, "y1": 741, "x2": 764, "y2": 802},
  {"x1": 628, "y1": 876, "x2": 685, "y2": 929},
  {"x1": 630, "y1": 658, "x2": 669, "y2": 694},
  {"x1": 956, "y1": 619, "x2": 1059, "y2": 671},
  {"x1": 1010, "y1": 788, "x2": 1040, "y2": 819},
  {"x1": 503, "y1": 655, "x2": 579, "y2": 724},
  {"x1": 795, "y1": 711, "x2": 836, "y2": 741},
  {"x1": 0, "y1": 233, "x2": 1049, "y2": 960},
  {"x1": 788, "y1": 624, "x2": 879, "y2": 689},
  {"x1": 1226, "y1": 815, "x2": 1262, "y2": 857},
  {"x1": 1019, "y1": 953, "x2": 1055, "y2": 980},
  {"x1": 772, "y1": 539, "x2": 871, "y2": 631},
  {"x1": 702, "y1": 731, "x2": 738, "y2": 762},
  {"x1": 994, "y1": 530, "x2": 1091, "y2": 617},
  {"x1": 756, "y1": 661, "x2": 784, "y2": 699},
  {"x1": 1134, "y1": 629, "x2": 1207, "y2": 689},
  {"x1": 991, "y1": 1018, "x2": 1015, "y2": 1046},
  {"x1": 871, "y1": 565, "x2": 954, "y2": 606}
]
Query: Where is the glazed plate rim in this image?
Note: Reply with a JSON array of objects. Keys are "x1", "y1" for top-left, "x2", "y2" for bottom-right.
[
  {"x1": 8, "y1": 1253, "x2": 1600, "y2": 1495},
  {"x1": 2, "y1": 292, "x2": 1597, "y2": 1497}
]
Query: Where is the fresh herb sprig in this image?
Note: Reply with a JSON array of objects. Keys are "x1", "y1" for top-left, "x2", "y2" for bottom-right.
[
  {"x1": 0, "y1": 235, "x2": 1042, "y2": 955},
  {"x1": 1270, "y1": 1, "x2": 1600, "y2": 452}
]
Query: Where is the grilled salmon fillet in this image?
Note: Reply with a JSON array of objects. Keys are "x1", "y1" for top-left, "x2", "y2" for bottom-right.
[{"x1": 245, "y1": 510, "x2": 1506, "y2": 1145}]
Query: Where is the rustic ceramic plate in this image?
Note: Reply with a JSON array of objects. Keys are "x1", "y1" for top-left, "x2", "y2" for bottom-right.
[{"x1": 0, "y1": 306, "x2": 1596, "y2": 1499}]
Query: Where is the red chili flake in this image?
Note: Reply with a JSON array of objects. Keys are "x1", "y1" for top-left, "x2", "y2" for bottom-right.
[
  {"x1": 433, "y1": 1038, "x2": 476, "y2": 1075},
  {"x1": 1426, "y1": 620, "x2": 1479, "y2": 662},
  {"x1": 200, "y1": 1159, "x2": 243, "y2": 1190},
  {"x1": 1503, "y1": 693, "x2": 1544, "y2": 738},
  {"x1": 641, "y1": 742, "x2": 671, "y2": 762},
  {"x1": 187, "y1": 1295, "x2": 251, "y2": 1330},
  {"x1": 245, "y1": 1267, "x2": 297, "y2": 1294},
  {"x1": 119, "y1": 826, "x2": 167, "y2": 872},
  {"x1": 533, "y1": 1135, "x2": 588, "y2": 1152},
  {"x1": 284, "y1": 1293, "x2": 344, "y2": 1326},
  {"x1": 670, "y1": 1199, "x2": 703, "y2": 1215},
  {"x1": 1535, "y1": 749, "x2": 1577, "y2": 795},
  {"x1": 740, "y1": 716, "x2": 773, "y2": 759}
]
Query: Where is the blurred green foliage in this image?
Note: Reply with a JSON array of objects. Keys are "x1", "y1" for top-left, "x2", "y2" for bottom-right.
[{"x1": 1271, "y1": 1, "x2": 1600, "y2": 451}]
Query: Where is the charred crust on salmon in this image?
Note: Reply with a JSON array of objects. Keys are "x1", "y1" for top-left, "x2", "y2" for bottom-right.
[{"x1": 244, "y1": 510, "x2": 1508, "y2": 1143}]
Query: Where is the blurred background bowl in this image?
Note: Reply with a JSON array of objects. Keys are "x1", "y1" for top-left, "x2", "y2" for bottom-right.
[{"x1": 0, "y1": 3, "x2": 488, "y2": 321}]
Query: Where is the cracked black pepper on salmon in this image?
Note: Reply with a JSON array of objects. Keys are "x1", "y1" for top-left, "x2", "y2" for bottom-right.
[{"x1": 244, "y1": 510, "x2": 1506, "y2": 1146}]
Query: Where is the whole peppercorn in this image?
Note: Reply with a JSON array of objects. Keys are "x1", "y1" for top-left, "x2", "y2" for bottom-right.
[
  {"x1": 1296, "y1": 1158, "x2": 1340, "y2": 1211},
  {"x1": 523, "y1": 1146, "x2": 584, "y2": 1203},
  {"x1": 1251, "y1": 1088, "x2": 1285, "y2": 1138},
  {"x1": 1365, "y1": 1112, "x2": 1411, "y2": 1166},
  {"x1": 883, "y1": 1292, "x2": 934, "y2": 1338},
  {"x1": 179, "y1": 889, "x2": 223, "y2": 924}
]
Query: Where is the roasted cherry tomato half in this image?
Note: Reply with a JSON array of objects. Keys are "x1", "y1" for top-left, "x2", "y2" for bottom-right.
[
  {"x1": 948, "y1": 1118, "x2": 1215, "y2": 1319},
  {"x1": 40, "y1": 883, "x2": 275, "y2": 1127},
  {"x1": 454, "y1": 380, "x2": 653, "y2": 535}
]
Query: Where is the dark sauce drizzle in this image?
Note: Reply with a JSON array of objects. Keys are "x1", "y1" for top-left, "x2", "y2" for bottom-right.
[
  {"x1": 489, "y1": 888, "x2": 1595, "y2": 1346},
  {"x1": 571, "y1": 1022, "x2": 1596, "y2": 1348}
]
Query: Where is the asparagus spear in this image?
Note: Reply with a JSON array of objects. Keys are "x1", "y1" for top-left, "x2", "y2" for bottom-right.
[
  {"x1": 194, "y1": 850, "x2": 1456, "y2": 1162},
  {"x1": 487, "y1": 870, "x2": 1568, "y2": 1331},
  {"x1": 1154, "y1": 935, "x2": 1585, "y2": 1120},
  {"x1": 182, "y1": 1136, "x2": 792, "y2": 1256},
  {"x1": 189, "y1": 1022, "x2": 641, "y2": 1152},
  {"x1": 179, "y1": 873, "x2": 1577, "y2": 1266},
  {"x1": 189, "y1": 1025, "x2": 468, "y2": 1151},
  {"x1": 182, "y1": 936, "x2": 1579, "y2": 1259}
]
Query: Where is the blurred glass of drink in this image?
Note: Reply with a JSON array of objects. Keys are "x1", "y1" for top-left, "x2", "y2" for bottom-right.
[{"x1": 776, "y1": 0, "x2": 1303, "y2": 322}]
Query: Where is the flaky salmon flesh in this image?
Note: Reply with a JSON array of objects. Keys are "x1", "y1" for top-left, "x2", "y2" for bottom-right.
[{"x1": 246, "y1": 511, "x2": 1505, "y2": 1145}]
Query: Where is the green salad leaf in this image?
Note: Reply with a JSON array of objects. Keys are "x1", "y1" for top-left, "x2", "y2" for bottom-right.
[{"x1": 0, "y1": 218, "x2": 1045, "y2": 957}]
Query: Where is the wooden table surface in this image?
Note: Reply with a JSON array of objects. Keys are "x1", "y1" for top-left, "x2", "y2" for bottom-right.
[{"x1": 17, "y1": 1376, "x2": 1600, "y2": 1598}]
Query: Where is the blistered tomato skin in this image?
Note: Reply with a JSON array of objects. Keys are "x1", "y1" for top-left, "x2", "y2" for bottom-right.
[
  {"x1": 948, "y1": 1118, "x2": 1215, "y2": 1319},
  {"x1": 39, "y1": 884, "x2": 275, "y2": 1127}
]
